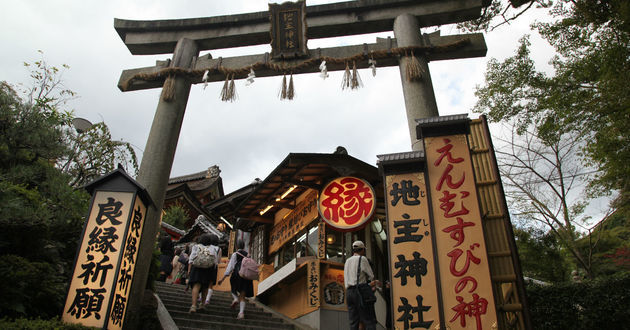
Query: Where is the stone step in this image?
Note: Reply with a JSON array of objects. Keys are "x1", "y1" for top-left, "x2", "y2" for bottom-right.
[
  {"x1": 154, "y1": 281, "x2": 296, "y2": 330},
  {"x1": 163, "y1": 301, "x2": 273, "y2": 318},
  {"x1": 170, "y1": 310, "x2": 293, "y2": 329}
]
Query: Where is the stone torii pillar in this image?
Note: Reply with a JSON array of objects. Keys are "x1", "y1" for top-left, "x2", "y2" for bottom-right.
[
  {"x1": 395, "y1": 14, "x2": 439, "y2": 151},
  {"x1": 114, "y1": 1, "x2": 490, "y2": 325}
]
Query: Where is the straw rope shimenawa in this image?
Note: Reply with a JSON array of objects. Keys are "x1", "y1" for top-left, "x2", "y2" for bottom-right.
[{"x1": 121, "y1": 40, "x2": 470, "y2": 102}]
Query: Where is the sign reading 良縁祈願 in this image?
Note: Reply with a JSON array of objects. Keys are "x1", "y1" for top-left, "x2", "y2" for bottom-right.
[{"x1": 62, "y1": 169, "x2": 151, "y2": 330}]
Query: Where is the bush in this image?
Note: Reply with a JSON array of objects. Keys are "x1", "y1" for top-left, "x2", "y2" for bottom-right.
[
  {"x1": 526, "y1": 273, "x2": 630, "y2": 329},
  {"x1": 0, "y1": 255, "x2": 67, "y2": 319},
  {"x1": 0, "y1": 317, "x2": 95, "y2": 329}
]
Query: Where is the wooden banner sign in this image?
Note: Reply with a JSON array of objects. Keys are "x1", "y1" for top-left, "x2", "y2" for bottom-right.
[
  {"x1": 307, "y1": 259, "x2": 321, "y2": 308},
  {"x1": 269, "y1": 190, "x2": 318, "y2": 254},
  {"x1": 318, "y1": 177, "x2": 376, "y2": 232},
  {"x1": 63, "y1": 190, "x2": 147, "y2": 329},
  {"x1": 269, "y1": 0, "x2": 308, "y2": 59},
  {"x1": 385, "y1": 172, "x2": 440, "y2": 329},
  {"x1": 424, "y1": 134, "x2": 498, "y2": 330}
]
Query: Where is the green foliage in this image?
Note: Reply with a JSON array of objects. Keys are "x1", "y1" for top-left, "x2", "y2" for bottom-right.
[
  {"x1": 161, "y1": 204, "x2": 190, "y2": 229},
  {"x1": 0, "y1": 56, "x2": 138, "y2": 320},
  {"x1": 526, "y1": 273, "x2": 630, "y2": 329},
  {"x1": 0, "y1": 317, "x2": 95, "y2": 330},
  {"x1": 514, "y1": 227, "x2": 571, "y2": 282},
  {"x1": 474, "y1": 1, "x2": 630, "y2": 201}
]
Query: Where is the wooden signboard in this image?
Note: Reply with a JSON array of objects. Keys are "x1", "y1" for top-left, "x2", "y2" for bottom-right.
[
  {"x1": 322, "y1": 266, "x2": 346, "y2": 310},
  {"x1": 307, "y1": 259, "x2": 321, "y2": 308},
  {"x1": 269, "y1": 190, "x2": 318, "y2": 254},
  {"x1": 424, "y1": 134, "x2": 498, "y2": 330},
  {"x1": 63, "y1": 189, "x2": 147, "y2": 329},
  {"x1": 269, "y1": 0, "x2": 308, "y2": 59},
  {"x1": 385, "y1": 172, "x2": 441, "y2": 329}
]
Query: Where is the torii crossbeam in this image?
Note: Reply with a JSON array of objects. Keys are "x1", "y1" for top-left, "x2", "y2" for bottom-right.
[{"x1": 113, "y1": 1, "x2": 490, "y2": 328}]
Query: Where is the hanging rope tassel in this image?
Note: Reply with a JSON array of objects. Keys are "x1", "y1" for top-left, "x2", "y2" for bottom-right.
[
  {"x1": 161, "y1": 75, "x2": 176, "y2": 102},
  {"x1": 341, "y1": 62, "x2": 351, "y2": 90},
  {"x1": 220, "y1": 75, "x2": 229, "y2": 101},
  {"x1": 279, "y1": 74, "x2": 288, "y2": 100},
  {"x1": 220, "y1": 74, "x2": 237, "y2": 102},
  {"x1": 350, "y1": 61, "x2": 363, "y2": 90},
  {"x1": 405, "y1": 51, "x2": 424, "y2": 82},
  {"x1": 287, "y1": 73, "x2": 295, "y2": 100},
  {"x1": 227, "y1": 74, "x2": 237, "y2": 102}
]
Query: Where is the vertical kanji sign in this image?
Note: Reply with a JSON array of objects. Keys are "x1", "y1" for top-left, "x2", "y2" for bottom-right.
[
  {"x1": 425, "y1": 134, "x2": 498, "y2": 330},
  {"x1": 107, "y1": 195, "x2": 147, "y2": 330},
  {"x1": 385, "y1": 172, "x2": 440, "y2": 329},
  {"x1": 62, "y1": 169, "x2": 151, "y2": 329},
  {"x1": 307, "y1": 259, "x2": 320, "y2": 308}
]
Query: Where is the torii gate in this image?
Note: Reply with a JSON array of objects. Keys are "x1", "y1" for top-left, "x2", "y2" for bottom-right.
[{"x1": 114, "y1": 0, "x2": 489, "y2": 327}]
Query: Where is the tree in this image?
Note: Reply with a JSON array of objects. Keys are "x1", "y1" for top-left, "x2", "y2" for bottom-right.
[
  {"x1": 473, "y1": 1, "x2": 630, "y2": 205},
  {"x1": 0, "y1": 56, "x2": 139, "y2": 319},
  {"x1": 472, "y1": 1, "x2": 630, "y2": 277},
  {"x1": 513, "y1": 226, "x2": 571, "y2": 282},
  {"x1": 161, "y1": 204, "x2": 190, "y2": 229},
  {"x1": 491, "y1": 120, "x2": 605, "y2": 278}
]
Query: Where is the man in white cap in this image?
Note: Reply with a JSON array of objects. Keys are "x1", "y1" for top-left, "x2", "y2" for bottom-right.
[{"x1": 344, "y1": 240, "x2": 379, "y2": 330}]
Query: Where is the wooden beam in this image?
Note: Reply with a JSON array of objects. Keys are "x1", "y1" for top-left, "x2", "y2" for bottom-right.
[
  {"x1": 118, "y1": 32, "x2": 486, "y2": 92},
  {"x1": 115, "y1": 0, "x2": 488, "y2": 55}
]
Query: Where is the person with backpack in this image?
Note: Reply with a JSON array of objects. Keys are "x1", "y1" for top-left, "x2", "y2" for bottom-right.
[
  {"x1": 187, "y1": 233, "x2": 220, "y2": 313},
  {"x1": 204, "y1": 234, "x2": 222, "y2": 305},
  {"x1": 218, "y1": 240, "x2": 255, "y2": 319}
]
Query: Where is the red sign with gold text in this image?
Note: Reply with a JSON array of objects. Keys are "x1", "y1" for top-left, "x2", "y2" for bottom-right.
[
  {"x1": 318, "y1": 177, "x2": 376, "y2": 231},
  {"x1": 425, "y1": 135, "x2": 498, "y2": 330}
]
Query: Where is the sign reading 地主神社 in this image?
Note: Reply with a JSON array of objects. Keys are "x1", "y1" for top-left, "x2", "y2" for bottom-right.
[
  {"x1": 62, "y1": 170, "x2": 149, "y2": 330},
  {"x1": 385, "y1": 171, "x2": 440, "y2": 329},
  {"x1": 318, "y1": 177, "x2": 376, "y2": 232}
]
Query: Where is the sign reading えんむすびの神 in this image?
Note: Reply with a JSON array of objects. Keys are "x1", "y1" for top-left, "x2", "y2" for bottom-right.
[{"x1": 424, "y1": 134, "x2": 498, "y2": 330}]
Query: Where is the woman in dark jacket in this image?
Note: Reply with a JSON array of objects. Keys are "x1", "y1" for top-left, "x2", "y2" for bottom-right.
[
  {"x1": 158, "y1": 234, "x2": 174, "y2": 282},
  {"x1": 218, "y1": 240, "x2": 253, "y2": 319}
]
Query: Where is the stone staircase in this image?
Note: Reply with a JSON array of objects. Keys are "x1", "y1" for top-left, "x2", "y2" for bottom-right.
[{"x1": 154, "y1": 281, "x2": 299, "y2": 330}]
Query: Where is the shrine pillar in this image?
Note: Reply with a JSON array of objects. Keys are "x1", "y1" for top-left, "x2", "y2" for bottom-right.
[
  {"x1": 394, "y1": 14, "x2": 439, "y2": 151},
  {"x1": 125, "y1": 37, "x2": 199, "y2": 327}
]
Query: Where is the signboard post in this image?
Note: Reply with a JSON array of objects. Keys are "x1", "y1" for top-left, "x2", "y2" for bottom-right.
[{"x1": 62, "y1": 169, "x2": 152, "y2": 330}]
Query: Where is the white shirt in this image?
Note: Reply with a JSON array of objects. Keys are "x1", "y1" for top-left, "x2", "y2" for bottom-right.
[
  {"x1": 344, "y1": 255, "x2": 374, "y2": 288},
  {"x1": 224, "y1": 250, "x2": 246, "y2": 276}
]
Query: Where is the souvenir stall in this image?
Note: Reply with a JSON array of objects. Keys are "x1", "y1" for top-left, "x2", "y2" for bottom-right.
[{"x1": 231, "y1": 150, "x2": 389, "y2": 329}]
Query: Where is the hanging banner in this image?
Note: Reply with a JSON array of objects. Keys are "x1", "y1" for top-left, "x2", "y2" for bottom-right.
[
  {"x1": 307, "y1": 259, "x2": 320, "y2": 308},
  {"x1": 424, "y1": 134, "x2": 498, "y2": 330},
  {"x1": 63, "y1": 191, "x2": 140, "y2": 328},
  {"x1": 318, "y1": 177, "x2": 376, "y2": 231},
  {"x1": 385, "y1": 172, "x2": 440, "y2": 329},
  {"x1": 317, "y1": 221, "x2": 326, "y2": 259}
]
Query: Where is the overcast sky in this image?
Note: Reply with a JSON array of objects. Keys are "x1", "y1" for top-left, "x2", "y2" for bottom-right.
[{"x1": 1, "y1": 1, "x2": 554, "y2": 194}]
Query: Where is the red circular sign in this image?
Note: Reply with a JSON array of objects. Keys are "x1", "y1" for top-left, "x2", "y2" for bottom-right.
[{"x1": 318, "y1": 176, "x2": 376, "y2": 231}]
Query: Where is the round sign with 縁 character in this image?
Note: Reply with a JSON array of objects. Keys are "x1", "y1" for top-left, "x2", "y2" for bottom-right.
[{"x1": 318, "y1": 177, "x2": 376, "y2": 231}]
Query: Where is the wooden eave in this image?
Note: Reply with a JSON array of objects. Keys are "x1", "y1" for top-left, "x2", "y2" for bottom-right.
[{"x1": 234, "y1": 152, "x2": 386, "y2": 228}]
